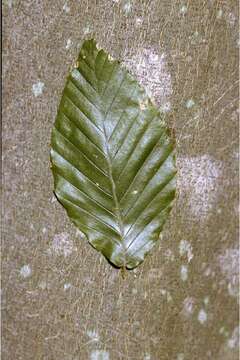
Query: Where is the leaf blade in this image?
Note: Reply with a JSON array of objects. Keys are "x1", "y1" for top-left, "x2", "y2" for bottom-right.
[{"x1": 51, "y1": 39, "x2": 176, "y2": 269}]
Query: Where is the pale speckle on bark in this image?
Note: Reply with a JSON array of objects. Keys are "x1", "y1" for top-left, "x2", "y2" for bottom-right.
[
  {"x1": 90, "y1": 350, "x2": 109, "y2": 360},
  {"x1": 32, "y1": 81, "x2": 44, "y2": 97},
  {"x1": 124, "y1": 48, "x2": 172, "y2": 109},
  {"x1": 179, "y1": 240, "x2": 193, "y2": 263},
  {"x1": 66, "y1": 39, "x2": 72, "y2": 49},
  {"x1": 227, "y1": 327, "x2": 239, "y2": 349},
  {"x1": 198, "y1": 309, "x2": 208, "y2": 324},
  {"x1": 49, "y1": 232, "x2": 77, "y2": 257},
  {"x1": 63, "y1": 3, "x2": 70, "y2": 13},
  {"x1": 87, "y1": 329, "x2": 99, "y2": 342},
  {"x1": 177, "y1": 354, "x2": 185, "y2": 360},
  {"x1": 180, "y1": 265, "x2": 188, "y2": 282},
  {"x1": 182, "y1": 297, "x2": 195, "y2": 317},
  {"x1": 218, "y1": 247, "x2": 239, "y2": 298},
  {"x1": 19, "y1": 265, "x2": 32, "y2": 279},
  {"x1": 177, "y1": 155, "x2": 223, "y2": 221}
]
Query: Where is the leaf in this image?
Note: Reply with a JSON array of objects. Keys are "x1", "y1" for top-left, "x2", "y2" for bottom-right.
[{"x1": 50, "y1": 39, "x2": 176, "y2": 269}]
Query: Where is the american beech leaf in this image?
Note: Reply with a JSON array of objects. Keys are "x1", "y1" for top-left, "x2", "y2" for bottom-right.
[{"x1": 50, "y1": 39, "x2": 176, "y2": 269}]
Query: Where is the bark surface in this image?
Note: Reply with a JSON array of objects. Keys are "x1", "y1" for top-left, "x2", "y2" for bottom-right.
[{"x1": 2, "y1": 1, "x2": 239, "y2": 359}]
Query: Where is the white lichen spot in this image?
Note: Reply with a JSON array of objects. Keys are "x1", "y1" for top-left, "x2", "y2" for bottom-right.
[
  {"x1": 20, "y1": 264, "x2": 32, "y2": 278},
  {"x1": 166, "y1": 292, "x2": 173, "y2": 302},
  {"x1": 160, "y1": 289, "x2": 167, "y2": 296},
  {"x1": 227, "y1": 282, "x2": 238, "y2": 298},
  {"x1": 185, "y1": 98, "x2": 195, "y2": 109},
  {"x1": 179, "y1": 240, "x2": 193, "y2": 263},
  {"x1": 66, "y1": 39, "x2": 72, "y2": 49},
  {"x1": 87, "y1": 329, "x2": 99, "y2": 342},
  {"x1": 50, "y1": 232, "x2": 76, "y2": 257},
  {"x1": 180, "y1": 5, "x2": 187, "y2": 15},
  {"x1": 132, "y1": 190, "x2": 138, "y2": 195},
  {"x1": 218, "y1": 248, "x2": 239, "y2": 298},
  {"x1": 219, "y1": 326, "x2": 229, "y2": 336},
  {"x1": 90, "y1": 350, "x2": 109, "y2": 360},
  {"x1": 123, "y1": 1, "x2": 132, "y2": 14},
  {"x1": 177, "y1": 354, "x2": 185, "y2": 360},
  {"x1": 144, "y1": 353, "x2": 151, "y2": 360},
  {"x1": 233, "y1": 149, "x2": 239, "y2": 161},
  {"x1": 219, "y1": 327, "x2": 224, "y2": 334},
  {"x1": 203, "y1": 296, "x2": 209, "y2": 305},
  {"x1": 204, "y1": 266, "x2": 212, "y2": 277},
  {"x1": 217, "y1": 9, "x2": 223, "y2": 19},
  {"x1": 83, "y1": 24, "x2": 92, "y2": 35},
  {"x1": 227, "y1": 12, "x2": 236, "y2": 27},
  {"x1": 190, "y1": 31, "x2": 200, "y2": 45},
  {"x1": 227, "y1": 327, "x2": 239, "y2": 349},
  {"x1": 177, "y1": 155, "x2": 223, "y2": 221},
  {"x1": 32, "y1": 81, "x2": 44, "y2": 97},
  {"x1": 51, "y1": 196, "x2": 57, "y2": 203},
  {"x1": 136, "y1": 17, "x2": 143, "y2": 26},
  {"x1": 63, "y1": 2, "x2": 70, "y2": 13},
  {"x1": 42, "y1": 227, "x2": 47, "y2": 234},
  {"x1": 64, "y1": 283, "x2": 72, "y2": 290},
  {"x1": 108, "y1": 54, "x2": 114, "y2": 62},
  {"x1": 182, "y1": 297, "x2": 195, "y2": 317},
  {"x1": 160, "y1": 101, "x2": 171, "y2": 113},
  {"x1": 124, "y1": 48, "x2": 172, "y2": 108},
  {"x1": 159, "y1": 233, "x2": 164, "y2": 241},
  {"x1": 180, "y1": 265, "x2": 188, "y2": 282},
  {"x1": 198, "y1": 309, "x2": 207, "y2": 324},
  {"x1": 160, "y1": 289, "x2": 172, "y2": 302}
]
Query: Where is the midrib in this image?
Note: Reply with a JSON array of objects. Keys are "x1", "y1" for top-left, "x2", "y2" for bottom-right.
[
  {"x1": 99, "y1": 65, "x2": 128, "y2": 265},
  {"x1": 101, "y1": 122, "x2": 127, "y2": 261}
]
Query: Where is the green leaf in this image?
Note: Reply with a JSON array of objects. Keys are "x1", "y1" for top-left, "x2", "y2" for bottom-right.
[{"x1": 50, "y1": 39, "x2": 176, "y2": 269}]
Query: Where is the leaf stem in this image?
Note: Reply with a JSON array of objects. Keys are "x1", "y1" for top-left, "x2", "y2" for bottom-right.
[{"x1": 121, "y1": 266, "x2": 127, "y2": 279}]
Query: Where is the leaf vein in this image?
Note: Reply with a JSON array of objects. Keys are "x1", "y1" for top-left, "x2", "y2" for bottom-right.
[
  {"x1": 112, "y1": 110, "x2": 141, "y2": 158},
  {"x1": 51, "y1": 150, "x2": 113, "y2": 198},
  {"x1": 107, "y1": 85, "x2": 137, "y2": 142},
  {"x1": 54, "y1": 127, "x2": 109, "y2": 178},
  {"x1": 69, "y1": 76, "x2": 101, "y2": 113},
  {"x1": 123, "y1": 169, "x2": 175, "y2": 239},
  {"x1": 57, "y1": 192, "x2": 121, "y2": 236},
  {"x1": 120, "y1": 139, "x2": 171, "y2": 207},
  {"x1": 55, "y1": 171, "x2": 116, "y2": 217},
  {"x1": 63, "y1": 93, "x2": 104, "y2": 134},
  {"x1": 58, "y1": 197, "x2": 122, "y2": 247},
  {"x1": 125, "y1": 203, "x2": 172, "y2": 254},
  {"x1": 60, "y1": 111, "x2": 106, "y2": 157},
  {"x1": 116, "y1": 114, "x2": 157, "y2": 180}
]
